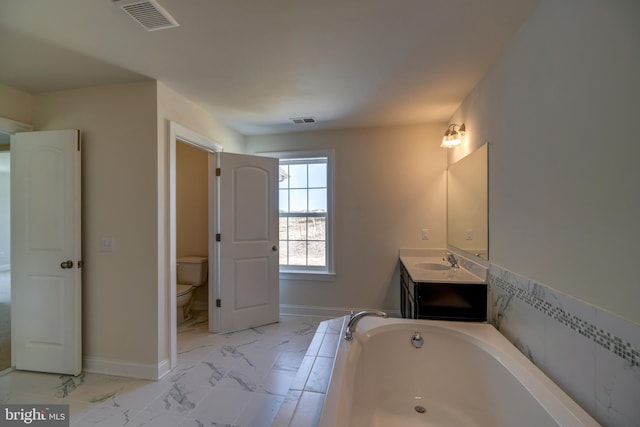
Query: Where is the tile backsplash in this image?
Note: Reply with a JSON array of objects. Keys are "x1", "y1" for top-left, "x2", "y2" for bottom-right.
[{"x1": 488, "y1": 264, "x2": 640, "y2": 427}]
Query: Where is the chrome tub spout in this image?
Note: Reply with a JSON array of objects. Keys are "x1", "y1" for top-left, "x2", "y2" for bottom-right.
[{"x1": 344, "y1": 310, "x2": 388, "y2": 340}]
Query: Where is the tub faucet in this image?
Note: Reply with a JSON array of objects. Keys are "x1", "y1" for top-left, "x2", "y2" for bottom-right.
[
  {"x1": 443, "y1": 252, "x2": 459, "y2": 269},
  {"x1": 344, "y1": 310, "x2": 388, "y2": 340}
]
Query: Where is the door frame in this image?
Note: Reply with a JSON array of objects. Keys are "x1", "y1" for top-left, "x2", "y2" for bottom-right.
[
  {"x1": 168, "y1": 121, "x2": 222, "y2": 369},
  {"x1": 0, "y1": 117, "x2": 32, "y2": 135}
]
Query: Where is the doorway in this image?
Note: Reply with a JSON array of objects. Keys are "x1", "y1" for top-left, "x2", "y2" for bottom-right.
[
  {"x1": 0, "y1": 141, "x2": 10, "y2": 371},
  {"x1": 175, "y1": 141, "x2": 210, "y2": 331},
  {"x1": 167, "y1": 122, "x2": 279, "y2": 370},
  {"x1": 168, "y1": 122, "x2": 222, "y2": 369},
  {"x1": 0, "y1": 117, "x2": 33, "y2": 373}
]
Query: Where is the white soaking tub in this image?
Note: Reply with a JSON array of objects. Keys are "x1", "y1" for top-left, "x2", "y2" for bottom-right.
[{"x1": 319, "y1": 317, "x2": 600, "y2": 427}]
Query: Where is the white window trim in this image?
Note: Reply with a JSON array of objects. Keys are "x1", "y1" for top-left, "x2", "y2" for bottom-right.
[{"x1": 259, "y1": 149, "x2": 335, "y2": 281}]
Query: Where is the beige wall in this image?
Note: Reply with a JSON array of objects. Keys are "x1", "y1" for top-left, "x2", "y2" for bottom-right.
[
  {"x1": 246, "y1": 124, "x2": 447, "y2": 312},
  {"x1": 176, "y1": 142, "x2": 208, "y2": 258},
  {"x1": 0, "y1": 84, "x2": 33, "y2": 125},
  {"x1": 23, "y1": 80, "x2": 245, "y2": 375},
  {"x1": 33, "y1": 81, "x2": 161, "y2": 366},
  {"x1": 449, "y1": 0, "x2": 640, "y2": 323},
  {"x1": 156, "y1": 83, "x2": 245, "y2": 155}
]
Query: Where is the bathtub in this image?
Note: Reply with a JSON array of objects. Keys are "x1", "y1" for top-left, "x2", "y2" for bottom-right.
[{"x1": 319, "y1": 317, "x2": 600, "y2": 427}]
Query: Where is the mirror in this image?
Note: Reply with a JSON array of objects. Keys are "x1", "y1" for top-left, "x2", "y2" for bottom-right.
[{"x1": 447, "y1": 144, "x2": 488, "y2": 259}]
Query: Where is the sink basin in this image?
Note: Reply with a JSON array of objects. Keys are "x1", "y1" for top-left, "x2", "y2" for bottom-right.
[{"x1": 414, "y1": 262, "x2": 451, "y2": 271}]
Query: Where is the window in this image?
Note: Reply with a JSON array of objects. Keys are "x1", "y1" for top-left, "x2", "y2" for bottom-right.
[{"x1": 267, "y1": 150, "x2": 334, "y2": 280}]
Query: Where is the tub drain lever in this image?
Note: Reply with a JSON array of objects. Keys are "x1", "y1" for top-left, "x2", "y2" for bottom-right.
[{"x1": 411, "y1": 331, "x2": 424, "y2": 349}]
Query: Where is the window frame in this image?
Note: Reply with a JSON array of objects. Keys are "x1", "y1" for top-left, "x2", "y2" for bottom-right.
[{"x1": 262, "y1": 149, "x2": 335, "y2": 281}]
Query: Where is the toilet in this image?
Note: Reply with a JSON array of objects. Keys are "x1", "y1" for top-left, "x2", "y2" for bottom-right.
[{"x1": 176, "y1": 256, "x2": 208, "y2": 324}]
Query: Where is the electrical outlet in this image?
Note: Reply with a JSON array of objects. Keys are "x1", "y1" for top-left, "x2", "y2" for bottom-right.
[
  {"x1": 466, "y1": 229, "x2": 473, "y2": 240},
  {"x1": 421, "y1": 229, "x2": 430, "y2": 240}
]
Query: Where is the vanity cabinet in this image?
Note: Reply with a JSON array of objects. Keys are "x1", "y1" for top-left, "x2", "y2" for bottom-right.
[{"x1": 400, "y1": 262, "x2": 487, "y2": 322}]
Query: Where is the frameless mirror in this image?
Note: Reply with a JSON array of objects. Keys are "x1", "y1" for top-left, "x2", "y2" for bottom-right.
[{"x1": 447, "y1": 144, "x2": 488, "y2": 259}]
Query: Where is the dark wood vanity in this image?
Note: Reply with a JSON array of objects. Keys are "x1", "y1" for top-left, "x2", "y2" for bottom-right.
[{"x1": 400, "y1": 261, "x2": 487, "y2": 322}]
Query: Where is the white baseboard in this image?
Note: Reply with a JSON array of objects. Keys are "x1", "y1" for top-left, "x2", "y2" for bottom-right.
[
  {"x1": 280, "y1": 304, "x2": 400, "y2": 319},
  {"x1": 83, "y1": 356, "x2": 170, "y2": 380}
]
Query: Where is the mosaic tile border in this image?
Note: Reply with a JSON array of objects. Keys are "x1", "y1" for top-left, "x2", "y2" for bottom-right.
[{"x1": 489, "y1": 274, "x2": 640, "y2": 368}]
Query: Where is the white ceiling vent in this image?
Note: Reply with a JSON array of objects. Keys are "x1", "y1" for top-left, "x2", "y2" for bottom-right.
[
  {"x1": 114, "y1": 0, "x2": 179, "y2": 31},
  {"x1": 291, "y1": 117, "x2": 316, "y2": 124}
]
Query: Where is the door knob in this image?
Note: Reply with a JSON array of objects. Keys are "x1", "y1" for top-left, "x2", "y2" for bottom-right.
[
  {"x1": 272, "y1": 245, "x2": 278, "y2": 252},
  {"x1": 60, "y1": 260, "x2": 74, "y2": 269}
]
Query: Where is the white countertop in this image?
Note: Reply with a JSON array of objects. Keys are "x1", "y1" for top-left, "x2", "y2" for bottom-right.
[{"x1": 399, "y1": 252, "x2": 486, "y2": 284}]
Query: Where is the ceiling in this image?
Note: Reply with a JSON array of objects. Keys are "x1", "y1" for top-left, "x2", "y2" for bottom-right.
[{"x1": 0, "y1": 0, "x2": 540, "y2": 135}]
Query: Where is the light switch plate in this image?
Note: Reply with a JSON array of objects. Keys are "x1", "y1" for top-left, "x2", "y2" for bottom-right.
[{"x1": 101, "y1": 237, "x2": 114, "y2": 252}]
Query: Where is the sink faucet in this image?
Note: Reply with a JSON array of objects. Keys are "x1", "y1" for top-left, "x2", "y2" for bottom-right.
[
  {"x1": 443, "y1": 252, "x2": 459, "y2": 268},
  {"x1": 344, "y1": 310, "x2": 388, "y2": 340}
]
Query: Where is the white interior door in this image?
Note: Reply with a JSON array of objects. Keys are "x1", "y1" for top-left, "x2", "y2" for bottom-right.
[
  {"x1": 11, "y1": 129, "x2": 82, "y2": 375},
  {"x1": 214, "y1": 152, "x2": 279, "y2": 333}
]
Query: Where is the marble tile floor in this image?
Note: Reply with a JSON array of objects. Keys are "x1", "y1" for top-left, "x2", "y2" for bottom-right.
[{"x1": 0, "y1": 313, "x2": 333, "y2": 426}]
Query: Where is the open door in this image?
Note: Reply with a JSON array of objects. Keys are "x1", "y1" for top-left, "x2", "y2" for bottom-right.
[
  {"x1": 212, "y1": 152, "x2": 279, "y2": 333},
  {"x1": 11, "y1": 130, "x2": 82, "y2": 375}
]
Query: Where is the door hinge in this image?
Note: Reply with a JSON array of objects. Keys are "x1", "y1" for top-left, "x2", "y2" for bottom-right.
[
  {"x1": 216, "y1": 299, "x2": 221, "y2": 307},
  {"x1": 216, "y1": 233, "x2": 221, "y2": 242},
  {"x1": 216, "y1": 168, "x2": 221, "y2": 176}
]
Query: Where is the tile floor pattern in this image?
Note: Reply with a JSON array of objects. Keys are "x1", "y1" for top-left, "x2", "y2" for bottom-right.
[{"x1": 0, "y1": 314, "x2": 334, "y2": 426}]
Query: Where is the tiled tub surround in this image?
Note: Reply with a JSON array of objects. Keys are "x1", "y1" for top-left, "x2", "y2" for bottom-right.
[
  {"x1": 0, "y1": 315, "x2": 337, "y2": 427},
  {"x1": 272, "y1": 316, "x2": 344, "y2": 427},
  {"x1": 489, "y1": 265, "x2": 640, "y2": 427}
]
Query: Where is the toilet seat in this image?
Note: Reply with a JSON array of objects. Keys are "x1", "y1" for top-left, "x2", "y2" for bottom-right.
[{"x1": 176, "y1": 284, "x2": 193, "y2": 297}]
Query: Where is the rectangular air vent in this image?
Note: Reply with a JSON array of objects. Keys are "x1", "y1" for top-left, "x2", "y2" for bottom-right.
[
  {"x1": 114, "y1": 0, "x2": 179, "y2": 31},
  {"x1": 291, "y1": 117, "x2": 316, "y2": 124}
]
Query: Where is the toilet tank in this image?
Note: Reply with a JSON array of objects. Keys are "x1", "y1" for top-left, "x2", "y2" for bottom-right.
[{"x1": 177, "y1": 256, "x2": 208, "y2": 286}]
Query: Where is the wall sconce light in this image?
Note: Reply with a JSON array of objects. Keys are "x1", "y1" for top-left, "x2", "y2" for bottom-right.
[{"x1": 441, "y1": 123, "x2": 466, "y2": 148}]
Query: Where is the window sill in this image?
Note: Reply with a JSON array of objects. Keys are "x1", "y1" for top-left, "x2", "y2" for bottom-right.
[{"x1": 279, "y1": 270, "x2": 336, "y2": 282}]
